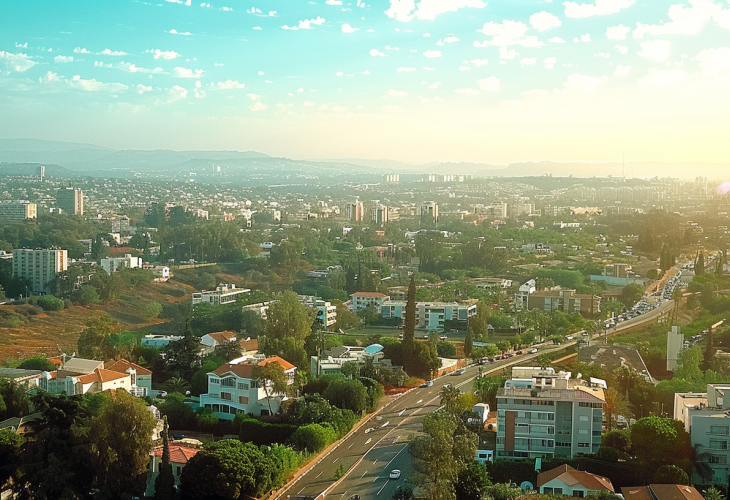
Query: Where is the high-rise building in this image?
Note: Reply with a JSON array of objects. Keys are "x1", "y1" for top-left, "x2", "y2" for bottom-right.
[
  {"x1": 372, "y1": 204, "x2": 389, "y2": 226},
  {"x1": 383, "y1": 174, "x2": 400, "y2": 184},
  {"x1": 56, "y1": 187, "x2": 84, "y2": 215},
  {"x1": 12, "y1": 248, "x2": 68, "y2": 294},
  {"x1": 0, "y1": 201, "x2": 37, "y2": 221},
  {"x1": 421, "y1": 201, "x2": 439, "y2": 223},
  {"x1": 346, "y1": 201, "x2": 364, "y2": 222},
  {"x1": 496, "y1": 366, "x2": 605, "y2": 459},
  {"x1": 39, "y1": 165, "x2": 45, "y2": 182}
]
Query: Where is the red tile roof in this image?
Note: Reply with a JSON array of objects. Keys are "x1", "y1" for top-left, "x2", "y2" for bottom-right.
[
  {"x1": 47, "y1": 356, "x2": 64, "y2": 366},
  {"x1": 240, "y1": 338, "x2": 259, "y2": 352},
  {"x1": 106, "y1": 359, "x2": 153, "y2": 376},
  {"x1": 211, "y1": 356, "x2": 296, "y2": 379},
  {"x1": 259, "y1": 355, "x2": 296, "y2": 371},
  {"x1": 77, "y1": 368, "x2": 130, "y2": 385},
  {"x1": 350, "y1": 292, "x2": 388, "y2": 298},
  {"x1": 153, "y1": 445, "x2": 200, "y2": 464},
  {"x1": 538, "y1": 464, "x2": 614, "y2": 492},
  {"x1": 205, "y1": 331, "x2": 238, "y2": 345}
]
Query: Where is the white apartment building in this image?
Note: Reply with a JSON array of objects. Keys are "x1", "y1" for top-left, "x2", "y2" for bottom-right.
[
  {"x1": 300, "y1": 295, "x2": 337, "y2": 330},
  {"x1": 514, "y1": 279, "x2": 537, "y2": 310},
  {"x1": 101, "y1": 254, "x2": 143, "y2": 274},
  {"x1": 380, "y1": 301, "x2": 477, "y2": 330},
  {"x1": 0, "y1": 201, "x2": 37, "y2": 221},
  {"x1": 199, "y1": 356, "x2": 296, "y2": 419},
  {"x1": 192, "y1": 284, "x2": 250, "y2": 306},
  {"x1": 12, "y1": 248, "x2": 68, "y2": 294},
  {"x1": 350, "y1": 291, "x2": 390, "y2": 312}
]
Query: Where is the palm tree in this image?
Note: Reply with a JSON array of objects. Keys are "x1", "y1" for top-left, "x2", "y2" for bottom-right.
[
  {"x1": 604, "y1": 387, "x2": 631, "y2": 432},
  {"x1": 163, "y1": 377, "x2": 190, "y2": 395},
  {"x1": 702, "y1": 487, "x2": 724, "y2": 500}
]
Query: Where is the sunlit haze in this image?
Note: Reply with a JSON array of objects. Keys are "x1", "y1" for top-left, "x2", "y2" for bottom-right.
[{"x1": 2, "y1": 0, "x2": 730, "y2": 164}]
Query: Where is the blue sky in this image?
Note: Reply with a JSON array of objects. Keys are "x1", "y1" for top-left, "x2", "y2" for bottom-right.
[{"x1": 1, "y1": 0, "x2": 730, "y2": 163}]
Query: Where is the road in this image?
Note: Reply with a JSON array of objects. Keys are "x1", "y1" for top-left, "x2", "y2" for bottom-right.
[{"x1": 275, "y1": 299, "x2": 675, "y2": 500}]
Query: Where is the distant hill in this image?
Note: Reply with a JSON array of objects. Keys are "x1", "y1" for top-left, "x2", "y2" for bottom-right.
[
  {"x1": 0, "y1": 162, "x2": 75, "y2": 177},
  {"x1": 0, "y1": 138, "x2": 109, "y2": 152}
]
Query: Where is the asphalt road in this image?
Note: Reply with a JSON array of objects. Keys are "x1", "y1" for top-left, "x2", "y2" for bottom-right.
[{"x1": 275, "y1": 299, "x2": 675, "y2": 500}]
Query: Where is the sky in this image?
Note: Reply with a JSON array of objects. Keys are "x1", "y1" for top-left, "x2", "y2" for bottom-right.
[{"x1": 1, "y1": 0, "x2": 730, "y2": 164}]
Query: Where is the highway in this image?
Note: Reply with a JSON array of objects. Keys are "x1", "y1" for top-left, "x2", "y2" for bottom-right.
[{"x1": 274, "y1": 299, "x2": 675, "y2": 500}]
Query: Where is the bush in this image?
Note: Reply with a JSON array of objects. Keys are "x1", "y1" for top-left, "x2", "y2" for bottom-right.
[
  {"x1": 18, "y1": 355, "x2": 56, "y2": 371},
  {"x1": 322, "y1": 378, "x2": 370, "y2": 414},
  {"x1": 36, "y1": 295, "x2": 65, "y2": 312},
  {"x1": 16, "y1": 304, "x2": 42, "y2": 316},
  {"x1": 653, "y1": 464, "x2": 689, "y2": 485},
  {"x1": 287, "y1": 423, "x2": 337, "y2": 454},
  {"x1": 63, "y1": 299, "x2": 74, "y2": 309},
  {"x1": 143, "y1": 301, "x2": 163, "y2": 319},
  {"x1": 237, "y1": 415, "x2": 299, "y2": 446},
  {"x1": 596, "y1": 446, "x2": 619, "y2": 462},
  {"x1": 437, "y1": 341, "x2": 457, "y2": 358}
]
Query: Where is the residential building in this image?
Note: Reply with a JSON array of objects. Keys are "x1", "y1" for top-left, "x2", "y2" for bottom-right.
[
  {"x1": 100, "y1": 254, "x2": 142, "y2": 274},
  {"x1": 496, "y1": 367, "x2": 605, "y2": 459},
  {"x1": 0, "y1": 368, "x2": 42, "y2": 388},
  {"x1": 146, "y1": 444, "x2": 201, "y2": 496},
  {"x1": 537, "y1": 464, "x2": 614, "y2": 497},
  {"x1": 527, "y1": 289, "x2": 601, "y2": 318},
  {"x1": 200, "y1": 331, "x2": 238, "y2": 354},
  {"x1": 380, "y1": 301, "x2": 477, "y2": 330},
  {"x1": 12, "y1": 248, "x2": 68, "y2": 294},
  {"x1": 346, "y1": 201, "x2": 365, "y2": 222},
  {"x1": 514, "y1": 279, "x2": 536, "y2": 310},
  {"x1": 242, "y1": 301, "x2": 272, "y2": 320},
  {"x1": 39, "y1": 357, "x2": 150, "y2": 397},
  {"x1": 372, "y1": 204, "x2": 389, "y2": 226},
  {"x1": 673, "y1": 383, "x2": 730, "y2": 485},
  {"x1": 469, "y1": 277, "x2": 513, "y2": 290},
  {"x1": 667, "y1": 326, "x2": 684, "y2": 372},
  {"x1": 310, "y1": 344, "x2": 387, "y2": 376},
  {"x1": 349, "y1": 291, "x2": 390, "y2": 312},
  {"x1": 192, "y1": 284, "x2": 250, "y2": 305},
  {"x1": 300, "y1": 295, "x2": 337, "y2": 330},
  {"x1": 383, "y1": 174, "x2": 400, "y2": 184},
  {"x1": 421, "y1": 201, "x2": 439, "y2": 223},
  {"x1": 56, "y1": 187, "x2": 84, "y2": 215},
  {"x1": 621, "y1": 485, "x2": 704, "y2": 500},
  {"x1": 199, "y1": 356, "x2": 297, "y2": 419},
  {"x1": 0, "y1": 201, "x2": 37, "y2": 221},
  {"x1": 141, "y1": 334, "x2": 183, "y2": 348},
  {"x1": 106, "y1": 359, "x2": 153, "y2": 397}
]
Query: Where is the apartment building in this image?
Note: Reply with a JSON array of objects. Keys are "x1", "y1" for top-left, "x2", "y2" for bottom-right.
[
  {"x1": 101, "y1": 254, "x2": 142, "y2": 274},
  {"x1": 300, "y1": 295, "x2": 337, "y2": 330},
  {"x1": 12, "y1": 248, "x2": 68, "y2": 294},
  {"x1": 56, "y1": 187, "x2": 84, "y2": 215},
  {"x1": 199, "y1": 356, "x2": 296, "y2": 419},
  {"x1": 380, "y1": 301, "x2": 477, "y2": 330},
  {"x1": 350, "y1": 291, "x2": 390, "y2": 312},
  {"x1": 0, "y1": 201, "x2": 37, "y2": 221},
  {"x1": 514, "y1": 279, "x2": 536, "y2": 310},
  {"x1": 310, "y1": 344, "x2": 386, "y2": 376},
  {"x1": 421, "y1": 201, "x2": 439, "y2": 223},
  {"x1": 192, "y1": 284, "x2": 250, "y2": 306},
  {"x1": 39, "y1": 357, "x2": 150, "y2": 397},
  {"x1": 495, "y1": 367, "x2": 605, "y2": 459},
  {"x1": 527, "y1": 289, "x2": 601, "y2": 318}
]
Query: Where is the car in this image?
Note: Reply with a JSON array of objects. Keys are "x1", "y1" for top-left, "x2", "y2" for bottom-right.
[
  {"x1": 440, "y1": 335, "x2": 448, "y2": 341},
  {"x1": 420, "y1": 380, "x2": 434, "y2": 388},
  {"x1": 423, "y1": 334, "x2": 430, "y2": 339},
  {"x1": 398, "y1": 324, "x2": 406, "y2": 329},
  {"x1": 529, "y1": 348, "x2": 538, "y2": 354},
  {"x1": 451, "y1": 368, "x2": 466, "y2": 376},
  {"x1": 450, "y1": 329, "x2": 459, "y2": 333},
  {"x1": 389, "y1": 469, "x2": 401, "y2": 480},
  {"x1": 566, "y1": 335, "x2": 574, "y2": 340}
]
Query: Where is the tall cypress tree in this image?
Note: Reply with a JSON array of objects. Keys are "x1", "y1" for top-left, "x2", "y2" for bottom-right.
[
  {"x1": 703, "y1": 331, "x2": 715, "y2": 371},
  {"x1": 154, "y1": 416, "x2": 176, "y2": 500},
  {"x1": 696, "y1": 251, "x2": 705, "y2": 276},
  {"x1": 464, "y1": 328, "x2": 473, "y2": 359},
  {"x1": 402, "y1": 276, "x2": 416, "y2": 374}
]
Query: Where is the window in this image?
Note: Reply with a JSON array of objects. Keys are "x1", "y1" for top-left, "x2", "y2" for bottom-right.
[
  {"x1": 221, "y1": 378, "x2": 236, "y2": 388},
  {"x1": 578, "y1": 442, "x2": 590, "y2": 448},
  {"x1": 239, "y1": 396, "x2": 249, "y2": 405},
  {"x1": 579, "y1": 429, "x2": 589, "y2": 435},
  {"x1": 574, "y1": 491, "x2": 585, "y2": 498},
  {"x1": 710, "y1": 426, "x2": 729, "y2": 435},
  {"x1": 210, "y1": 378, "x2": 219, "y2": 384},
  {"x1": 221, "y1": 392, "x2": 232, "y2": 401},
  {"x1": 238, "y1": 382, "x2": 249, "y2": 390},
  {"x1": 176, "y1": 466, "x2": 182, "y2": 477},
  {"x1": 544, "y1": 488, "x2": 554, "y2": 494},
  {"x1": 579, "y1": 416, "x2": 589, "y2": 422},
  {"x1": 708, "y1": 455, "x2": 728, "y2": 464},
  {"x1": 710, "y1": 440, "x2": 729, "y2": 450}
]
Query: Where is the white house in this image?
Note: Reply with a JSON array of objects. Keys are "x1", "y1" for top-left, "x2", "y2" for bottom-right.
[
  {"x1": 39, "y1": 357, "x2": 151, "y2": 397},
  {"x1": 200, "y1": 331, "x2": 238, "y2": 354},
  {"x1": 106, "y1": 359, "x2": 153, "y2": 397},
  {"x1": 537, "y1": 465, "x2": 614, "y2": 497},
  {"x1": 141, "y1": 334, "x2": 183, "y2": 348},
  {"x1": 199, "y1": 356, "x2": 296, "y2": 419},
  {"x1": 101, "y1": 254, "x2": 142, "y2": 275},
  {"x1": 192, "y1": 284, "x2": 250, "y2": 306},
  {"x1": 349, "y1": 291, "x2": 390, "y2": 312}
]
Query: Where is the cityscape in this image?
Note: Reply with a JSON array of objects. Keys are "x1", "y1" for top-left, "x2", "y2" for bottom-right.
[{"x1": 1, "y1": 1, "x2": 730, "y2": 500}]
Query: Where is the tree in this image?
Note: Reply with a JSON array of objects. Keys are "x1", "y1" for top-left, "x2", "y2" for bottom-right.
[
  {"x1": 322, "y1": 378, "x2": 370, "y2": 414},
  {"x1": 154, "y1": 417, "x2": 176, "y2": 500},
  {"x1": 36, "y1": 295, "x2": 65, "y2": 311},
  {"x1": 415, "y1": 231, "x2": 444, "y2": 273},
  {"x1": 0, "y1": 379, "x2": 31, "y2": 420},
  {"x1": 631, "y1": 416, "x2": 692, "y2": 469},
  {"x1": 464, "y1": 329, "x2": 473, "y2": 359},
  {"x1": 473, "y1": 376, "x2": 505, "y2": 408},
  {"x1": 703, "y1": 331, "x2": 715, "y2": 371},
  {"x1": 164, "y1": 376, "x2": 190, "y2": 395},
  {"x1": 455, "y1": 461, "x2": 491, "y2": 500},
  {"x1": 402, "y1": 277, "x2": 417, "y2": 374},
  {"x1": 604, "y1": 387, "x2": 630, "y2": 432},
  {"x1": 340, "y1": 361, "x2": 360, "y2": 379},
  {"x1": 333, "y1": 300, "x2": 360, "y2": 331},
  {"x1": 535, "y1": 354, "x2": 552, "y2": 369},
  {"x1": 252, "y1": 362, "x2": 288, "y2": 416},
  {"x1": 90, "y1": 389, "x2": 157, "y2": 499},
  {"x1": 602, "y1": 430, "x2": 631, "y2": 453},
  {"x1": 393, "y1": 486, "x2": 416, "y2": 500},
  {"x1": 703, "y1": 487, "x2": 725, "y2": 500},
  {"x1": 0, "y1": 429, "x2": 23, "y2": 485},
  {"x1": 214, "y1": 341, "x2": 243, "y2": 362},
  {"x1": 437, "y1": 342, "x2": 457, "y2": 358},
  {"x1": 619, "y1": 283, "x2": 644, "y2": 309},
  {"x1": 72, "y1": 284, "x2": 100, "y2": 305},
  {"x1": 261, "y1": 291, "x2": 315, "y2": 368},
  {"x1": 17, "y1": 355, "x2": 56, "y2": 371},
  {"x1": 143, "y1": 301, "x2": 163, "y2": 319},
  {"x1": 696, "y1": 251, "x2": 706, "y2": 276},
  {"x1": 288, "y1": 423, "x2": 336, "y2": 453},
  {"x1": 469, "y1": 302, "x2": 491, "y2": 340},
  {"x1": 653, "y1": 464, "x2": 689, "y2": 485}
]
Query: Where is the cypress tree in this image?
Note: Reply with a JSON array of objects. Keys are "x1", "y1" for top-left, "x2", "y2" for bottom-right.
[
  {"x1": 402, "y1": 276, "x2": 416, "y2": 374},
  {"x1": 696, "y1": 251, "x2": 705, "y2": 276},
  {"x1": 703, "y1": 331, "x2": 715, "y2": 371},
  {"x1": 154, "y1": 416, "x2": 176, "y2": 500},
  {"x1": 464, "y1": 328, "x2": 473, "y2": 359}
]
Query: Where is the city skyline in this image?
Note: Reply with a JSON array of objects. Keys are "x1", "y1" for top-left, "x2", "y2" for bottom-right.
[{"x1": 1, "y1": 0, "x2": 730, "y2": 164}]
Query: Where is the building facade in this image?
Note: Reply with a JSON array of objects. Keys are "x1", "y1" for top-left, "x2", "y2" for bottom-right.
[
  {"x1": 496, "y1": 367, "x2": 605, "y2": 459},
  {"x1": 514, "y1": 279, "x2": 536, "y2": 310},
  {"x1": 192, "y1": 284, "x2": 250, "y2": 306},
  {"x1": 12, "y1": 248, "x2": 68, "y2": 294},
  {"x1": 349, "y1": 291, "x2": 390, "y2": 312},
  {"x1": 380, "y1": 301, "x2": 477, "y2": 330},
  {"x1": 56, "y1": 187, "x2": 84, "y2": 215},
  {"x1": 101, "y1": 254, "x2": 143, "y2": 274},
  {"x1": 0, "y1": 201, "x2": 37, "y2": 221},
  {"x1": 527, "y1": 289, "x2": 601, "y2": 318}
]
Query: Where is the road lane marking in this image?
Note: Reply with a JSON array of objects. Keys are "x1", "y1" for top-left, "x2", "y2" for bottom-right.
[
  {"x1": 316, "y1": 471, "x2": 323, "y2": 478},
  {"x1": 373, "y1": 444, "x2": 408, "y2": 482},
  {"x1": 416, "y1": 399, "x2": 423, "y2": 404},
  {"x1": 348, "y1": 443, "x2": 354, "y2": 449},
  {"x1": 381, "y1": 421, "x2": 389, "y2": 428},
  {"x1": 298, "y1": 487, "x2": 305, "y2": 494},
  {"x1": 333, "y1": 457, "x2": 340, "y2": 464},
  {"x1": 377, "y1": 479, "x2": 391, "y2": 496},
  {"x1": 365, "y1": 438, "x2": 371, "y2": 445},
  {"x1": 399, "y1": 409, "x2": 406, "y2": 416},
  {"x1": 360, "y1": 470, "x2": 369, "y2": 479}
]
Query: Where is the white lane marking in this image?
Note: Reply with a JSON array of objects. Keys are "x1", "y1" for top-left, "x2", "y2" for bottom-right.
[
  {"x1": 416, "y1": 399, "x2": 423, "y2": 404},
  {"x1": 316, "y1": 471, "x2": 323, "y2": 478},
  {"x1": 348, "y1": 443, "x2": 354, "y2": 449},
  {"x1": 398, "y1": 409, "x2": 406, "y2": 416},
  {"x1": 360, "y1": 470, "x2": 369, "y2": 479},
  {"x1": 298, "y1": 487, "x2": 306, "y2": 494},
  {"x1": 373, "y1": 445, "x2": 408, "y2": 482},
  {"x1": 376, "y1": 479, "x2": 391, "y2": 496},
  {"x1": 381, "y1": 421, "x2": 389, "y2": 428},
  {"x1": 333, "y1": 457, "x2": 340, "y2": 464}
]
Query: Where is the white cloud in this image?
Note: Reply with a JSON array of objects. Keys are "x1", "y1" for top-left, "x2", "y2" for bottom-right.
[
  {"x1": 522, "y1": 88, "x2": 550, "y2": 96},
  {"x1": 459, "y1": 65, "x2": 471, "y2": 71},
  {"x1": 40, "y1": 71, "x2": 129, "y2": 92},
  {"x1": 283, "y1": 17, "x2": 326, "y2": 30},
  {"x1": 471, "y1": 58, "x2": 489, "y2": 66},
  {"x1": 397, "y1": 67, "x2": 417, "y2": 72},
  {"x1": 250, "y1": 101, "x2": 268, "y2": 111},
  {"x1": 563, "y1": 73, "x2": 604, "y2": 92},
  {"x1": 385, "y1": 89, "x2": 408, "y2": 97},
  {"x1": 385, "y1": 0, "x2": 488, "y2": 22},
  {"x1": 606, "y1": 24, "x2": 631, "y2": 40},
  {"x1": 594, "y1": 52, "x2": 610, "y2": 58},
  {"x1": 303, "y1": 100, "x2": 315, "y2": 106},
  {"x1": 151, "y1": 49, "x2": 181, "y2": 60},
  {"x1": 136, "y1": 84, "x2": 154, "y2": 94},
  {"x1": 638, "y1": 68, "x2": 689, "y2": 85},
  {"x1": 423, "y1": 50, "x2": 442, "y2": 58},
  {"x1": 633, "y1": 0, "x2": 730, "y2": 39},
  {"x1": 370, "y1": 48, "x2": 387, "y2": 57},
  {"x1": 614, "y1": 64, "x2": 632, "y2": 77},
  {"x1": 477, "y1": 76, "x2": 501, "y2": 91},
  {"x1": 548, "y1": 36, "x2": 566, "y2": 43},
  {"x1": 543, "y1": 56, "x2": 557, "y2": 69},
  {"x1": 427, "y1": 81, "x2": 441, "y2": 89},
  {"x1": 100, "y1": 48, "x2": 127, "y2": 56},
  {"x1": 454, "y1": 88, "x2": 480, "y2": 95},
  {"x1": 174, "y1": 66, "x2": 205, "y2": 78},
  {"x1": 166, "y1": 85, "x2": 187, "y2": 102},
  {"x1": 168, "y1": 29, "x2": 192, "y2": 35},
  {"x1": 564, "y1": 0, "x2": 635, "y2": 18},
  {"x1": 247, "y1": 93, "x2": 261, "y2": 101},
  {"x1": 326, "y1": 0, "x2": 343, "y2": 4},
  {"x1": 499, "y1": 47, "x2": 518, "y2": 59},
  {"x1": 520, "y1": 57, "x2": 537, "y2": 65},
  {"x1": 638, "y1": 40, "x2": 671, "y2": 61},
  {"x1": 615, "y1": 44, "x2": 629, "y2": 55},
  {"x1": 422, "y1": 66, "x2": 436, "y2": 70},
  {"x1": 696, "y1": 47, "x2": 730, "y2": 75},
  {"x1": 574, "y1": 33, "x2": 592, "y2": 42},
  {"x1": 342, "y1": 23, "x2": 359, "y2": 33},
  {"x1": 443, "y1": 35, "x2": 460, "y2": 43},
  {"x1": 54, "y1": 55, "x2": 74, "y2": 63},
  {"x1": 118, "y1": 62, "x2": 164, "y2": 74},
  {"x1": 216, "y1": 79, "x2": 245, "y2": 89},
  {"x1": 258, "y1": 71, "x2": 265, "y2": 75},
  {"x1": 73, "y1": 47, "x2": 91, "y2": 54},
  {"x1": 0, "y1": 50, "x2": 37, "y2": 73},
  {"x1": 530, "y1": 11, "x2": 562, "y2": 31},
  {"x1": 477, "y1": 20, "x2": 544, "y2": 48}
]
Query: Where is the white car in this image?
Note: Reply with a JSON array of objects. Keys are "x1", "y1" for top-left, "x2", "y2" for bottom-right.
[
  {"x1": 529, "y1": 348, "x2": 538, "y2": 354},
  {"x1": 389, "y1": 469, "x2": 402, "y2": 480}
]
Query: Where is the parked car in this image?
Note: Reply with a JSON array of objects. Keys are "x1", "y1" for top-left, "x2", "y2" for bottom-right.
[{"x1": 529, "y1": 348, "x2": 538, "y2": 354}]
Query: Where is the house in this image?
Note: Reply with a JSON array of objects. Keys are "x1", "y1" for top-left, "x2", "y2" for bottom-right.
[
  {"x1": 380, "y1": 301, "x2": 476, "y2": 330},
  {"x1": 537, "y1": 464, "x2": 614, "y2": 497},
  {"x1": 39, "y1": 357, "x2": 151, "y2": 397},
  {"x1": 621, "y1": 484, "x2": 705, "y2": 500},
  {"x1": 300, "y1": 295, "x2": 337, "y2": 330},
  {"x1": 145, "y1": 444, "x2": 201, "y2": 497},
  {"x1": 151, "y1": 266, "x2": 171, "y2": 282},
  {"x1": 350, "y1": 291, "x2": 390, "y2": 312},
  {"x1": 101, "y1": 254, "x2": 142, "y2": 275},
  {"x1": 200, "y1": 331, "x2": 238, "y2": 354},
  {"x1": 0, "y1": 368, "x2": 43, "y2": 389},
  {"x1": 192, "y1": 284, "x2": 250, "y2": 306},
  {"x1": 310, "y1": 344, "x2": 388, "y2": 376},
  {"x1": 141, "y1": 334, "x2": 183, "y2": 348},
  {"x1": 106, "y1": 359, "x2": 153, "y2": 397},
  {"x1": 199, "y1": 356, "x2": 296, "y2": 419}
]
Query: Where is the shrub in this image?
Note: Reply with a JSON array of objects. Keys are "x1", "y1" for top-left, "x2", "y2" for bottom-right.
[
  {"x1": 287, "y1": 423, "x2": 337, "y2": 454},
  {"x1": 237, "y1": 415, "x2": 298, "y2": 446},
  {"x1": 18, "y1": 355, "x2": 56, "y2": 371},
  {"x1": 437, "y1": 341, "x2": 457, "y2": 358},
  {"x1": 36, "y1": 295, "x2": 65, "y2": 312},
  {"x1": 143, "y1": 301, "x2": 163, "y2": 319}
]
